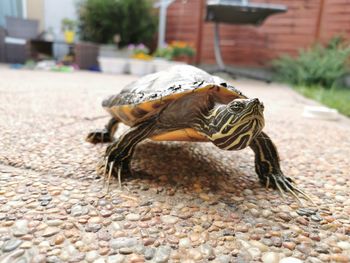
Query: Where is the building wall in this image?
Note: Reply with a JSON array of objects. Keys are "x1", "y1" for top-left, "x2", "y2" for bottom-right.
[
  {"x1": 166, "y1": 0, "x2": 350, "y2": 67},
  {"x1": 44, "y1": 0, "x2": 78, "y2": 41},
  {"x1": 27, "y1": 0, "x2": 45, "y2": 32}
]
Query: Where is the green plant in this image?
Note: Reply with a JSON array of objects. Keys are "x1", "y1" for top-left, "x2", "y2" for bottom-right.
[
  {"x1": 61, "y1": 18, "x2": 77, "y2": 31},
  {"x1": 273, "y1": 37, "x2": 350, "y2": 88},
  {"x1": 154, "y1": 47, "x2": 173, "y2": 60},
  {"x1": 170, "y1": 41, "x2": 195, "y2": 58},
  {"x1": 295, "y1": 85, "x2": 350, "y2": 117},
  {"x1": 78, "y1": 0, "x2": 157, "y2": 46},
  {"x1": 153, "y1": 41, "x2": 196, "y2": 60}
]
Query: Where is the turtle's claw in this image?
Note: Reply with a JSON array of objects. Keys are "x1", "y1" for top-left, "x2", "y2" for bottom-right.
[
  {"x1": 263, "y1": 173, "x2": 314, "y2": 205},
  {"x1": 97, "y1": 154, "x2": 127, "y2": 194}
]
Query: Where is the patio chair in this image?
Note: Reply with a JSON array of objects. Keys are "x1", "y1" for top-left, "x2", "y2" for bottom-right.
[
  {"x1": 0, "y1": 16, "x2": 39, "y2": 64},
  {"x1": 205, "y1": 0, "x2": 287, "y2": 80},
  {"x1": 0, "y1": 27, "x2": 5, "y2": 62}
]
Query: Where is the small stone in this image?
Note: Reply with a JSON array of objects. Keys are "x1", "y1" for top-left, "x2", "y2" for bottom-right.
[
  {"x1": 296, "y1": 208, "x2": 316, "y2": 216},
  {"x1": 330, "y1": 254, "x2": 350, "y2": 262},
  {"x1": 247, "y1": 247, "x2": 261, "y2": 259},
  {"x1": 119, "y1": 247, "x2": 133, "y2": 254},
  {"x1": 100, "y1": 210, "x2": 112, "y2": 218},
  {"x1": 167, "y1": 236, "x2": 179, "y2": 244},
  {"x1": 143, "y1": 238, "x2": 155, "y2": 246},
  {"x1": 307, "y1": 257, "x2": 322, "y2": 263},
  {"x1": 12, "y1": 220, "x2": 28, "y2": 236},
  {"x1": 188, "y1": 248, "x2": 203, "y2": 260},
  {"x1": 71, "y1": 204, "x2": 89, "y2": 216},
  {"x1": 315, "y1": 244, "x2": 329, "y2": 254},
  {"x1": 282, "y1": 242, "x2": 296, "y2": 250},
  {"x1": 126, "y1": 213, "x2": 141, "y2": 221},
  {"x1": 310, "y1": 214, "x2": 322, "y2": 222},
  {"x1": 144, "y1": 247, "x2": 155, "y2": 260},
  {"x1": 111, "y1": 237, "x2": 138, "y2": 249},
  {"x1": 111, "y1": 214, "x2": 125, "y2": 221},
  {"x1": 0, "y1": 249, "x2": 25, "y2": 262},
  {"x1": 216, "y1": 255, "x2": 231, "y2": 263},
  {"x1": 243, "y1": 189, "x2": 253, "y2": 195},
  {"x1": 296, "y1": 243, "x2": 311, "y2": 255},
  {"x1": 112, "y1": 222, "x2": 122, "y2": 231},
  {"x1": 337, "y1": 241, "x2": 350, "y2": 250},
  {"x1": 99, "y1": 247, "x2": 110, "y2": 256},
  {"x1": 261, "y1": 252, "x2": 280, "y2": 263},
  {"x1": 47, "y1": 219, "x2": 63, "y2": 227},
  {"x1": 42, "y1": 227, "x2": 60, "y2": 237},
  {"x1": 107, "y1": 254, "x2": 125, "y2": 263},
  {"x1": 200, "y1": 244, "x2": 215, "y2": 260},
  {"x1": 262, "y1": 210, "x2": 272, "y2": 218},
  {"x1": 32, "y1": 254, "x2": 46, "y2": 263},
  {"x1": 54, "y1": 234, "x2": 65, "y2": 245},
  {"x1": 86, "y1": 250, "x2": 99, "y2": 262},
  {"x1": 296, "y1": 217, "x2": 309, "y2": 226},
  {"x1": 2, "y1": 239, "x2": 23, "y2": 252},
  {"x1": 279, "y1": 257, "x2": 303, "y2": 263},
  {"x1": 20, "y1": 241, "x2": 32, "y2": 249},
  {"x1": 179, "y1": 238, "x2": 191, "y2": 248},
  {"x1": 236, "y1": 224, "x2": 249, "y2": 232},
  {"x1": 86, "y1": 223, "x2": 102, "y2": 233},
  {"x1": 250, "y1": 240, "x2": 268, "y2": 252},
  {"x1": 130, "y1": 254, "x2": 144, "y2": 263},
  {"x1": 309, "y1": 233, "x2": 321, "y2": 241},
  {"x1": 271, "y1": 237, "x2": 282, "y2": 247},
  {"x1": 277, "y1": 212, "x2": 291, "y2": 222},
  {"x1": 153, "y1": 246, "x2": 171, "y2": 263},
  {"x1": 160, "y1": 215, "x2": 178, "y2": 224}
]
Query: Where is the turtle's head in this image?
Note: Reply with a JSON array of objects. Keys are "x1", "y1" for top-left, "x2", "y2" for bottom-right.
[{"x1": 208, "y1": 98, "x2": 265, "y2": 150}]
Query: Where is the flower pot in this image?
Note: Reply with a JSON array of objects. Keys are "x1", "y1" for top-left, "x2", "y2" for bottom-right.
[
  {"x1": 172, "y1": 55, "x2": 194, "y2": 64},
  {"x1": 98, "y1": 56, "x2": 128, "y2": 74},
  {"x1": 129, "y1": 59, "x2": 154, "y2": 76},
  {"x1": 152, "y1": 58, "x2": 173, "y2": 72}
]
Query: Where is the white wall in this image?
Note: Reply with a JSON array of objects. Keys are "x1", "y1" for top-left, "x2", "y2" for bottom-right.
[
  {"x1": 44, "y1": 0, "x2": 79, "y2": 59},
  {"x1": 44, "y1": 0, "x2": 78, "y2": 40}
]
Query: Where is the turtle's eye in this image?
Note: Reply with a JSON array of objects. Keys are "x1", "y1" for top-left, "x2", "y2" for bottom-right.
[{"x1": 229, "y1": 102, "x2": 244, "y2": 112}]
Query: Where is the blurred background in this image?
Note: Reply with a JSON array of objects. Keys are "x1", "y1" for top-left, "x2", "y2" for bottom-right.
[{"x1": 0, "y1": 0, "x2": 349, "y2": 115}]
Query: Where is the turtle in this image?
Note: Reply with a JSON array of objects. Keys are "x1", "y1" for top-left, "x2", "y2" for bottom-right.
[{"x1": 86, "y1": 65, "x2": 311, "y2": 202}]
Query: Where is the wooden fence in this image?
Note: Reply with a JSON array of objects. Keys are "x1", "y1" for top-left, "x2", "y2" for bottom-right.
[{"x1": 165, "y1": 0, "x2": 350, "y2": 66}]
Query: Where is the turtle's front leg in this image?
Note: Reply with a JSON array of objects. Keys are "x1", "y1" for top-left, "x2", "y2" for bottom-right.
[
  {"x1": 250, "y1": 132, "x2": 313, "y2": 203},
  {"x1": 86, "y1": 118, "x2": 119, "y2": 144},
  {"x1": 100, "y1": 119, "x2": 157, "y2": 191}
]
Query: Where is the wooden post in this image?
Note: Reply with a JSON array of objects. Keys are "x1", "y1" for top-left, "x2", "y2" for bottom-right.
[
  {"x1": 315, "y1": 0, "x2": 325, "y2": 42},
  {"x1": 195, "y1": 0, "x2": 205, "y2": 65}
]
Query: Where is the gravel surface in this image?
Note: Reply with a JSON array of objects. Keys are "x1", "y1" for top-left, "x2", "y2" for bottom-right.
[{"x1": 0, "y1": 66, "x2": 350, "y2": 262}]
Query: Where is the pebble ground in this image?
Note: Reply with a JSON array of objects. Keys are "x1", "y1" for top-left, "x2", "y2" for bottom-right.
[{"x1": 0, "y1": 66, "x2": 349, "y2": 263}]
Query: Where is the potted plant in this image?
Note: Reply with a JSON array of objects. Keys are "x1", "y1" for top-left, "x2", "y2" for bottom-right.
[
  {"x1": 61, "y1": 18, "x2": 77, "y2": 44},
  {"x1": 98, "y1": 34, "x2": 129, "y2": 74},
  {"x1": 169, "y1": 41, "x2": 196, "y2": 64},
  {"x1": 153, "y1": 45, "x2": 174, "y2": 72},
  {"x1": 128, "y1": 44, "x2": 154, "y2": 76}
]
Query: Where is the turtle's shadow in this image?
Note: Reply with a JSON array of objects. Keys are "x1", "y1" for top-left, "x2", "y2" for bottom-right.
[{"x1": 127, "y1": 140, "x2": 257, "y2": 195}]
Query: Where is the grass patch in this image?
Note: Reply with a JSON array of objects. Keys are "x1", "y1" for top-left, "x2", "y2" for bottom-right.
[{"x1": 294, "y1": 85, "x2": 350, "y2": 117}]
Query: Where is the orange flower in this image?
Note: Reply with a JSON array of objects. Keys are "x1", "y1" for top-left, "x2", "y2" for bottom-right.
[{"x1": 132, "y1": 53, "x2": 153, "y2": 61}]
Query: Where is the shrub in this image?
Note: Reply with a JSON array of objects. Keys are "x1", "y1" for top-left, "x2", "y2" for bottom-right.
[
  {"x1": 78, "y1": 0, "x2": 157, "y2": 46},
  {"x1": 273, "y1": 37, "x2": 350, "y2": 88}
]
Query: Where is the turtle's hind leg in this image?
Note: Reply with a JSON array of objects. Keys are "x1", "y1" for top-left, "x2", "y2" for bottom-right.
[
  {"x1": 86, "y1": 118, "x2": 119, "y2": 144},
  {"x1": 250, "y1": 132, "x2": 314, "y2": 204}
]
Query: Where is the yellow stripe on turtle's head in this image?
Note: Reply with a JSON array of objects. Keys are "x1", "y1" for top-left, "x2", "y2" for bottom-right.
[{"x1": 208, "y1": 98, "x2": 265, "y2": 150}]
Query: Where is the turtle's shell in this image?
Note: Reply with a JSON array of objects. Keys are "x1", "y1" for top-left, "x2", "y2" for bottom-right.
[{"x1": 103, "y1": 65, "x2": 245, "y2": 128}]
